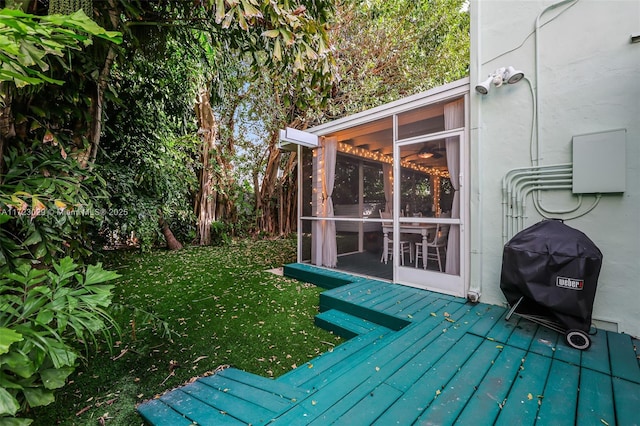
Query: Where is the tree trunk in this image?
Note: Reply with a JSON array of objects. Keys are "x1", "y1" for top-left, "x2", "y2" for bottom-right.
[
  {"x1": 194, "y1": 88, "x2": 218, "y2": 245},
  {"x1": 256, "y1": 136, "x2": 281, "y2": 234},
  {"x1": 158, "y1": 212, "x2": 183, "y2": 250},
  {"x1": 85, "y1": 0, "x2": 119, "y2": 169},
  {"x1": 0, "y1": 82, "x2": 15, "y2": 180},
  {"x1": 257, "y1": 125, "x2": 300, "y2": 236}
]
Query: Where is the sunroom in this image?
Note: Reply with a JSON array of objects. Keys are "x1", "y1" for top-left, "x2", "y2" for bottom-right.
[{"x1": 282, "y1": 79, "x2": 470, "y2": 298}]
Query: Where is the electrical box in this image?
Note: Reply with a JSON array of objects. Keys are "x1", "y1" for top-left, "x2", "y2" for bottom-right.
[{"x1": 572, "y1": 129, "x2": 626, "y2": 194}]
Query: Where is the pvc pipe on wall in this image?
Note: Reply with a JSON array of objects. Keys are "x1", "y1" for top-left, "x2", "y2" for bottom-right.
[
  {"x1": 501, "y1": 163, "x2": 573, "y2": 242},
  {"x1": 534, "y1": 0, "x2": 579, "y2": 165}
]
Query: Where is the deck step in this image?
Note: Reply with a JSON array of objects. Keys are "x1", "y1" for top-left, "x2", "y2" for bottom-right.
[
  {"x1": 283, "y1": 263, "x2": 359, "y2": 289},
  {"x1": 277, "y1": 326, "x2": 394, "y2": 389},
  {"x1": 315, "y1": 309, "x2": 382, "y2": 339},
  {"x1": 137, "y1": 368, "x2": 307, "y2": 426},
  {"x1": 320, "y1": 283, "x2": 412, "y2": 331}
]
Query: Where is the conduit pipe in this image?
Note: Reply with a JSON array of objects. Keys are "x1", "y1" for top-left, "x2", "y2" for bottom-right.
[
  {"x1": 518, "y1": 184, "x2": 573, "y2": 234},
  {"x1": 502, "y1": 164, "x2": 573, "y2": 242},
  {"x1": 533, "y1": 191, "x2": 583, "y2": 216},
  {"x1": 534, "y1": 0, "x2": 579, "y2": 166},
  {"x1": 514, "y1": 180, "x2": 572, "y2": 231},
  {"x1": 510, "y1": 175, "x2": 572, "y2": 236},
  {"x1": 510, "y1": 180, "x2": 571, "y2": 240},
  {"x1": 526, "y1": 188, "x2": 601, "y2": 224}
]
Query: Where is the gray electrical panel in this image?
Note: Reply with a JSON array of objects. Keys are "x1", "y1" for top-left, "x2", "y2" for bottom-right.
[{"x1": 572, "y1": 129, "x2": 626, "y2": 194}]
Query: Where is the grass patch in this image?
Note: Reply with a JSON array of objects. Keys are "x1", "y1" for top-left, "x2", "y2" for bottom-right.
[{"x1": 31, "y1": 237, "x2": 342, "y2": 425}]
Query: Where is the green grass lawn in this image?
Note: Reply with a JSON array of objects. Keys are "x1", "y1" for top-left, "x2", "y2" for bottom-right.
[{"x1": 31, "y1": 237, "x2": 342, "y2": 425}]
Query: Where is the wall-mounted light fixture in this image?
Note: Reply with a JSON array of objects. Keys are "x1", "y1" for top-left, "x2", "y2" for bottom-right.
[{"x1": 475, "y1": 66, "x2": 525, "y2": 95}]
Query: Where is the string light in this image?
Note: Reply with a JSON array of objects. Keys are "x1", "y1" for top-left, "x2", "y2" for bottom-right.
[{"x1": 337, "y1": 142, "x2": 450, "y2": 178}]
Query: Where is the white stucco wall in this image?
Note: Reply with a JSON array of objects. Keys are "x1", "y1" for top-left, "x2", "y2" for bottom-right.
[{"x1": 470, "y1": 0, "x2": 640, "y2": 335}]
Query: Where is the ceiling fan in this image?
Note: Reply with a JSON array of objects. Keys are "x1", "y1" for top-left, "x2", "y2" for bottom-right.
[{"x1": 416, "y1": 141, "x2": 445, "y2": 160}]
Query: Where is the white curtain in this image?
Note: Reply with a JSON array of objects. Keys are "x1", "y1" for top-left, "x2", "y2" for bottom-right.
[
  {"x1": 444, "y1": 99, "x2": 464, "y2": 275},
  {"x1": 382, "y1": 163, "x2": 393, "y2": 213},
  {"x1": 320, "y1": 137, "x2": 338, "y2": 267}
]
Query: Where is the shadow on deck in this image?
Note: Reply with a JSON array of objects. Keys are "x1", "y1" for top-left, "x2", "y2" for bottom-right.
[{"x1": 137, "y1": 263, "x2": 640, "y2": 425}]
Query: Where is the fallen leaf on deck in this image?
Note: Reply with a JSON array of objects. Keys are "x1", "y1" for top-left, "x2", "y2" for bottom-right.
[{"x1": 527, "y1": 393, "x2": 533, "y2": 400}]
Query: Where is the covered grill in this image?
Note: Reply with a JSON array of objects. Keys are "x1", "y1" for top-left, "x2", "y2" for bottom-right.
[{"x1": 500, "y1": 219, "x2": 603, "y2": 350}]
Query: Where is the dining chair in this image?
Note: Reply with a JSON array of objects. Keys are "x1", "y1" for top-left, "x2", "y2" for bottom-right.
[
  {"x1": 379, "y1": 210, "x2": 412, "y2": 265},
  {"x1": 414, "y1": 224, "x2": 449, "y2": 272}
]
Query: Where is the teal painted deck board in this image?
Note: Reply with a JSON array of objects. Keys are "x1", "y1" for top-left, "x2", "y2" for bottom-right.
[
  {"x1": 301, "y1": 303, "x2": 485, "y2": 424},
  {"x1": 384, "y1": 304, "x2": 485, "y2": 393},
  {"x1": 159, "y1": 389, "x2": 246, "y2": 425},
  {"x1": 360, "y1": 286, "x2": 417, "y2": 311},
  {"x1": 493, "y1": 352, "x2": 552, "y2": 426},
  {"x1": 283, "y1": 263, "x2": 354, "y2": 289},
  {"x1": 381, "y1": 291, "x2": 438, "y2": 317},
  {"x1": 486, "y1": 315, "x2": 521, "y2": 343},
  {"x1": 607, "y1": 331, "x2": 640, "y2": 383},
  {"x1": 503, "y1": 316, "x2": 538, "y2": 350},
  {"x1": 277, "y1": 326, "x2": 393, "y2": 388},
  {"x1": 536, "y1": 358, "x2": 579, "y2": 426},
  {"x1": 315, "y1": 309, "x2": 382, "y2": 339},
  {"x1": 373, "y1": 333, "x2": 484, "y2": 425},
  {"x1": 528, "y1": 324, "x2": 560, "y2": 358},
  {"x1": 137, "y1": 399, "x2": 195, "y2": 426},
  {"x1": 612, "y1": 377, "x2": 640, "y2": 426},
  {"x1": 374, "y1": 289, "x2": 431, "y2": 314},
  {"x1": 577, "y1": 368, "x2": 615, "y2": 426},
  {"x1": 139, "y1": 267, "x2": 638, "y2": 425},
  {"x1": 197, "y1": 370, "x2": 302, "y2": 413},
  {"x1": 216, "y1": 368, "x2": 307, "y2": 401},
  {"x1": 330, "y1": 383, "x2": 403, "y2": 426},
  {"x1": 274, "y1": 306, "x2": 487, "y2": 425},
  {"x1": 326, "y1": 279, "x2": 386, "y2": 300},
  {"x1": 581, "y1": 329, "x2": 611, "y2": 375},
  {"x1": 319, "y1": 292, "x2": 411, "y2": 331},
  {"x1": 551, "y1": 334, "x2": 582, "y2": 365},
  {"x1": 454, "y1": 344, "x2": 526, "y2": 426},
  {"x1": 182, "y1": 381, "x2": 276, "y2": 425},
  {"x1": 467, "y1": 304, "x2": 508, "y2": 337},
  {"x1": 415, "y1": 339, "x2": 504, "y2": 425}
]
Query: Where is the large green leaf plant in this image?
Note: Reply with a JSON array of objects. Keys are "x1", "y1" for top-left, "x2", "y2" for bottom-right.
[
  {"x1": 0, "y1": 8, "x2": 122, "y2": 87},
  {"x1": 0, "y1": 257, "x2": 120, "y2": 424}
]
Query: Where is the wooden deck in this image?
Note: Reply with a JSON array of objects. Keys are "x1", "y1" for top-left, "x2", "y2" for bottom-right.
[{"x1": 137, "y1": 263, "x2": 640, "y2": 425}]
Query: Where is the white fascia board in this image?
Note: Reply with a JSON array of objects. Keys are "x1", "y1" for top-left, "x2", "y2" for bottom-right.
[
  {"x1": 278, "y1": 127, "x2": 319, "y2": 150},
  {"x1": 306, "y1": 77, "x2": 470, "y2": 137}
]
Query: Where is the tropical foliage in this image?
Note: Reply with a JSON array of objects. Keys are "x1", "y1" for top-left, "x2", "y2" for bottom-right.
[
  {"x1": 31, "y1": 239, "x2": 339, "y2": 425},
  {"x1": 0, "y1": 0, "x2": 336, "y2": 420},
  {"x1": 0, "y1": 9, "x2": 121, "y2": 87},
  {"x1": 0, "y1": 257, "x2": 119, "y2": 424}
]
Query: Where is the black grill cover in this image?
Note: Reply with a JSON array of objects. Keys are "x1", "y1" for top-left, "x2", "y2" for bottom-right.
[{"x1": 500, "y1": 220, "x2": 603, "y2": 332}]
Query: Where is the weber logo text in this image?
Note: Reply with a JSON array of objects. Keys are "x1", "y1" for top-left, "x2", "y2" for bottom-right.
[{"x1": 556, "y1": 277, "x2": 584, "y2": 290}]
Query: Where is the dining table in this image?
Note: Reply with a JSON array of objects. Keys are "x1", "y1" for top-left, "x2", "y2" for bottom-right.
[{"x1": 381, "y1": 223, "x2": 436, "y2": 264}]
